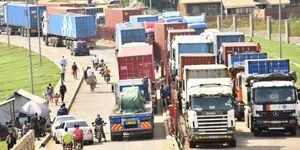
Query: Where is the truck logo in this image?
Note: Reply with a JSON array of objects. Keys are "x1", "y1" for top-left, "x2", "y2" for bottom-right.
[
  {"x1": 272, "y1": 111, "x2": 279, "y2": 117},
  {"x1": 282, "y1": 105, "x2": 287, "y2": 109}
]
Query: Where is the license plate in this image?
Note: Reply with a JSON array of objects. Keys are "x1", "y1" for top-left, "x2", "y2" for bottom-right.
[
  {"x1": 125, "y1": 121, "x2": 136, "y2": 125},
  {"x1": 208, "y1": 136, "x2": 218, "y2": 139},
  {"x1": 271, "y1": 121, "x2": 281, "y2": 124}
]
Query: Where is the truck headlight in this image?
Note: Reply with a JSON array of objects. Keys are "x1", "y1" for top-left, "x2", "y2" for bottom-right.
[
  {"x1": 227, "y1": 130, "x2": 234, "y2": 134},
  {"x1": 289, "y1": 120, "x2": 296, "y2": 124}
]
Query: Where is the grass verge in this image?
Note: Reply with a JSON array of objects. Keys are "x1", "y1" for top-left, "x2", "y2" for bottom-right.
[
  {"x1": 0, "y1": 42, "x2": 60, "y2": 101},
  {"x1": 245, "y1": 36, "x2": 300, "y2": 84}
]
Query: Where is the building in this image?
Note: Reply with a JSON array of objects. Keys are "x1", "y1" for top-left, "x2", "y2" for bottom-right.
[{"x1": 177, "y1": 0, "x2": 221, "y2": 16}]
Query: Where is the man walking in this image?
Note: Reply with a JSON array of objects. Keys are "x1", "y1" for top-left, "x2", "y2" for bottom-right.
[
  {"x1": 59, "y1": 82, "x2": 67, "y2": 103},
  {"x1": 60, "y1": 56, "x2": 67, "y2": 67},
  {"x1": 71, "y1": 62, "x2": 79, "y2": 79},
  {"x1": 92, "y1": 55, "x2": 99, "y2": 70},
  {"x1": 31, "y1": 113, "x2": 40, "y2": 140},
  {"x1": 61, "y1": 65, "x2": 66, "y2": 82}
]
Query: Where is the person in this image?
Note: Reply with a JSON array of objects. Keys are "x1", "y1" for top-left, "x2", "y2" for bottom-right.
[
  {"x1": 57, "y1": 104, "x2": 68, "y2": 116},
  {"x1": 99, "y1": 59, "x2": 104, "y2": 69},
  {"x1": 92, "y1": 55, "x2": 99, "y2": 70},
  {"x1": 42, "y1": 88, "x2": 50, "y2": 104},
  {"x1": 53, "y1": 93, "x2": 60, "y2": 106},
  {"x1": 88, "y1": 72, "x2": 97, "y2": 91},
  {"x1": 38, "y1": 143, "x2": 46, "y2": 150},
  {"x1": 104, "y1": 66, "x2": 110, "y2": 76},
  {"x1": 92, "y1": 114, "x2": 106, "y2": 141},
  {"x1": 6, "y1": 131, "x2": 16, "y2": 150},
  {"x1": 86, "y1": 66, "x2": 92, "y2": 77},
  {"x1": 47, "y1": 83, "x2": 54, "y2": 101},
  {"x1": 257, "y1": 43, "x2": 261, "y2": 52},
  {"x1": 61, "y1": 65, "x2": 66, "y2": 82},
  {"x1": 22, "y1": 121, "x2": 30, "y2": 136},
  {"x1": 59, "y1": 82, "x2": 67, "y2": 103},
  {"x1": 72, "y1": 124, "x2": 83, "y2": 149},
  {"x1": 31, "y1": 113, "x2": 40, "y2": 140},
  {"x1": 60, "y1": 56, "x2": 67, "y2": 67},
  {"x1": 38, "y1": 116, "x2": 46, "y2": 137},
  {"x1": 62, "y1": 127, "x2": 73, "y2": 150},
  {"x1": 71, "y1": 62, "x2": 79, "y2": 79},
  {"x1": 84, "y1": 66, "x2": 89, "y2": 79}
]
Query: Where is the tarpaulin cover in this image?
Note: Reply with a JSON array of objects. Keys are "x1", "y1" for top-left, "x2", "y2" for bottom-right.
[
  {"x1": 183, "y1": 15, "x2": 205, "y2": 24},
  {"x1": 163, "y1": 17, "x2": 182, "y2": 22},
  {"x1": 121, "y1": 87, "x2": 146, "y2": 113},
  {"x1": 187, "y1": 23, "x2": 207, "y2": 29},
  {"x1": 162, "y1": 11, "x2": 180, "y2": 18}
]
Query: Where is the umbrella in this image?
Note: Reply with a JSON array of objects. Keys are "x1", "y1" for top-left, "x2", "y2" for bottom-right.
[{"x1": 18, "y1": 101, "x2": 51, "y2": 117}]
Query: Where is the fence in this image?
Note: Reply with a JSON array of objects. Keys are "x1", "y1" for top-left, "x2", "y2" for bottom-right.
[{"x1": 11, "y1": 130, "x2": 35, "y2": 150}]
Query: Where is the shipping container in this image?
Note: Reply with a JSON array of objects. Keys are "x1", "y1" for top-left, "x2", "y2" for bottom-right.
[
  {"x1": 244, "y1": 59, "x2": 290, "y2": 75},
  {"x1": 130, "y1": 15, "x2": 158, "y2": 23},
  {"x1": 183, "y1": 65, "x2": 229, "y2": 80},
  {"x1": 4, "y1": 3, "x2": 46, "y2": 28},
  {"x1": 213, "y1": 32, "x2": 245, "y2": 59},
  {"x1": 117, "y1": 43, "x2": 155, "y2": 82},
  {"x1": 162, "y1": 11, "x2": 180, "y2": 18},
  {"x1": 105, "y1": 8, "x2": 142, "y2": 28},
  {"x1": 228, "y1": 53, "x2": 267, "y2": 67},
  {"x1": 154, "y1": 22, "x2": 187, "y2": 60},
  {"x1": 182, "y1": 15, "x2": 205, "y2": 24},
  {"x1": 75, "y1": 3, "x2": 88, "y2": 7},
  {"x1": 115, "y1": 22, "x2": 145, "y2": 49},
  {"x1": 187, "y1": 23, "x2": 206, "y2": 30},
  {"x1": 167, "y1": 29, "x2": 196, "y2": 51},
  {"x1": 84, "y1": 7, "x2": 103, "y2": 16},
  {"x1": 38, "y1": 2, "x2": 76, "y2": 8},
  {"x1": 172, "y1": 35, "x2": 212, "y2": 70},
  {"x1": 48, "y1": 13, "x2": 96, "y2": 38},
  {"x1": 47, "y1": 7, "x2": 85, "y2": 14},
  {"x1": 179, "y1": 53, "x2": 215, "y2": 80},
  {"x1": 163, "y1": 17, "x2": 182, "y2": 22},
  {"x1": 96, "y1": 25, "x2": 114, "y2": 40},
  {"x1": 221, "y1": 42, "x2": 258, "y2": 65}
]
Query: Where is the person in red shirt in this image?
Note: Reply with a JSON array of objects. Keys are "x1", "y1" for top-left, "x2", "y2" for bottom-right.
[
  {"x1": 72, "y1": 124, "x2": 83, "y2": 149},
  {"x1": 257, "y1": 43, "x2": 261, "y2": 52}
]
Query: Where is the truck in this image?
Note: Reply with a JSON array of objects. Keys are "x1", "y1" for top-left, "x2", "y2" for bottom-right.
[
  {"x1": 181, "y1": 65, "x2": 236, "y2": 148},
  {"x1": 4, "y1": 3, "x2": 46, "y2": 36},
  {"x1": 235, "y1": 59, "x2": 299, "y2": 135},
  {"x1": 42, "y1": 12, "x2": 96, "y2": 49},
  {"x1": 109, "y1": 86, "x2": 154, "y2": 141},
  {"x1": 182, "y1": 15, "x2": 206, "y2": 34}
]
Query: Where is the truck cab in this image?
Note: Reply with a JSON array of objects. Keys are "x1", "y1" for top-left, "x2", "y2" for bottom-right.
[
  {"x1": 185, "y1": 78, "x2": 236, "y2": 148},
  {"x1": 242, "y1": 73, "x2": 298, "y2": 135}
]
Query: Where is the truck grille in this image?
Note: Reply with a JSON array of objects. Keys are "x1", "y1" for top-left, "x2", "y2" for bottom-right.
[
  {"x1": 197, "y1": 115, "x2": 228, "y2": 135},
  {"x1": 258, "y1": 111, "x2": 293, "y2": 119}
]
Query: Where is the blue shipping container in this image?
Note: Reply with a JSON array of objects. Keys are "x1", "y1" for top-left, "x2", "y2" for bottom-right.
[
  {"x1": 183, "y1": 15, "x2": 205, "y2": 24},
  {"x1": 213, "y1": 32, "x2": 244, "y2": 56},
  {"x1": 5, "y1": 3, "x2": 46, "y2": 28},
  {"x1": 115, "y1": 22, "x2": 145, "y2": 49},
  {"x1": 172, "y1": 35, "x2": 210, "y2": 70},
  {"x1": 162, "y1": 11, "x2": 180, "y2": 18},
  {"x1": 228, "y1": 53, "x2": 267, "y2": 67},
  {"x1": 163, "y1": 17, "x2": 182, "y2": 22},
  {"x1": 244, "y1": 59, "x2": 290, "y2": 75},
  {"x1": 48, "y1": 13, "x2": 96, "y2": 38},
  {"x1": 129, "y1": 15, "x2": 158, "y2": 23},
  {"x1": 84, "y1": 7, "x2": 103, "y2": 16},
  {"x1": 187, "y1": 23, "x2": 206, "y2": 29}
]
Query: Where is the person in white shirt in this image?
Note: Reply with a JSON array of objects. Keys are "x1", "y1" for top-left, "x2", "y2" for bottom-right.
[
  {"x1": 61, "y1": 65, "x2": 66, "y2": 82},
  {"x1": 60, "y1": 56, "x2": 67, "y2": 67},
  {"x1": 87, "y1": 67, "x2": 93, "y2": 77},
  {"x1": 92, "y1": 55, "x2": 100, "y2": 69}
]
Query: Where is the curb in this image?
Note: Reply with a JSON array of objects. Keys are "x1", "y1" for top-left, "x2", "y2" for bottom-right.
[{"x1": 35, "y1": 134, "x2": 51, "y2": 149}]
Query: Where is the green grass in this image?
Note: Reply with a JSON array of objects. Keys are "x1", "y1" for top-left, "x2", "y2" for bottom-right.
[
  {"x1": 245, "y1": 36, "x2": 300, "y2": 84},
  {"x1": 0, "y1": 42, "x2": 60, "y2": 101}
]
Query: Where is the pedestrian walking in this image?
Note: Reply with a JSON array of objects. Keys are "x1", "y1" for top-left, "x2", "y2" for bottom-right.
[
  {"x1": 61, "y1": 65, "x2": 66, "y2": 82},
  {"x1": 31, "y1": 113, "x2": 40, "y2": 140},
  {"x1": 53, "y1": 93, "x2": 60, "y2": 106},
  {"x1": 71, "y1": 62, "x2": 79, "y2": 79},
  {"x1": 47, "y1": 83, "x2": 54, "y2": 101},
  {"x1": 6, "y1": 131, "x2": 16, "y2": 150},
  {"x1": 38, "y1": 116, "x2": 46, "y2": 137},
  {"x1": 59, "y1": 82, "x2": 67, "y2": 103},
  {"x1": 59, "y1": 56, "x2": 67, "y2": 67},
  {"x1": 92, "y1": 55, "x2": 99, "y2": 70}
]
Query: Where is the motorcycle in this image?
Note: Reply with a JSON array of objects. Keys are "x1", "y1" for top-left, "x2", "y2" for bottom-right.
[
  {"x1": 92, "y1": 122, "x2": 106, "y2": 142},
  {"x1": 99, "y1": 67, "x2": 104, "y2": 77},
  {"x1": 104, "y1": 74, "x2": 110, "y2": 84},
  {"x1": 64, "y1": 142, "x2": 72, "y2": 150},
  {"x1": 74, "y1": 139, "x2": 82, "y2": 150}
]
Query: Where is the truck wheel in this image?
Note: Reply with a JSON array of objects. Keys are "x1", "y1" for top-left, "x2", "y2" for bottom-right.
[
  {"x1": 253, "y1": 129, "x2": 260, "y2": 136},
  {"x1": 189, "y1": 141, "x2": 196, "y2": 148},
  {"x1": 290, "y1": 127, "x2": 297, "y2": 136},
  {"x1": 111, "y1": 135, "x2": 117, "y2": 141},
  {"x1": 117, "y1": 135, "x2": 123, "y2": 141},
  {"x1": 228, "y1": 140, "x2": 236, "y2": 147},
  {"x1": 148, "y1": 131, "x2": 154, "y2": 138}
]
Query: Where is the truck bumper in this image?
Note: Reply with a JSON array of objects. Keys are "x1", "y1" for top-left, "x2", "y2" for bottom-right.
[
  {"x1": 111, "y1": 128, "x2": 153, "y2": 137},
  {"x1": 253, "y1": 118, "x2": 297, "y2": 131},
  {"x1": 190, "y1": 134, "x2": 235, "y2": 143}
]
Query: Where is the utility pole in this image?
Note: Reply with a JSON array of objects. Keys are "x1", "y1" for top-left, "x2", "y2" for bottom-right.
[
  {"x1": 279, "y1": 0, "x2": 282, "y2": 58},
  {"x1": 220, "y1": 0, "x2": 223, "y2": 32},
  {"x1": 36, "y1": 0, "x2": 42, "y2": 66},
  {"x1": 149, "y1": 0, "x2": 152, "y2": 13},
  {"x1": 26, "y1": 0, "x2": 34, "y2": 94}
]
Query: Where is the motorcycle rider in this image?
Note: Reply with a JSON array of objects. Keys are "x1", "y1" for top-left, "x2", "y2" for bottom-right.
[
  {"x1": 92, "y1": 55, "x2": 99, "y2": 70},
  {"x1": 104, "y1": 66, "x2": 111, "y2": 82},
  {"x1": 72, "y1": 124, "x2": 84, "y2": 149},
  {"x1": 62, "y1": 127, "x2": 73, "y2": 150},
  {"x1": 92, "y1": 114, "x2": 106, "y2": 141}
]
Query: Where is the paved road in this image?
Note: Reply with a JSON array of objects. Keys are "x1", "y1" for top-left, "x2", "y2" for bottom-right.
[{"x1": 0, "y1": 35, "x2": 170, "y2": 150}]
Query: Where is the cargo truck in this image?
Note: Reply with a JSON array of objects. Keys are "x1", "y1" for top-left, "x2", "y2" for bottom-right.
[
  {"x1": 235, "y1": 59, "x2": 299, "y2": 135},
  {"x1": 181, "y1": 65, "x2": 236, "y2": 148},
  {"x1": 4, "y1": 3, "x2": 46, "y2": 36},
  {"x1": 109, "y1": 86, "x2": 154, "y2": 141},
  {"x1": 42, "y1": 12, "x2": 96, "y2": 49}
]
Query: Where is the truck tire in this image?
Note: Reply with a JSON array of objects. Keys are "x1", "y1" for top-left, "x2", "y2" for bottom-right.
[
  {"x1": 228, "y1": 140, "x2": 236, "y2": 147},
  {"x1": 290, "y1": 127, "x2": 297, "y2": 136},
  {"x1": 117, "y1": 135, "x2": 123, "y2": 141},
  {"x1": 111, "y1": 135, "x2": 117, "y2": 141},
  {"x1": 148, "y1": 131, "x2": 154, "y2": 138},
  {"x1": 189, "y1": 141, "x2": 196, "y2": 148}
]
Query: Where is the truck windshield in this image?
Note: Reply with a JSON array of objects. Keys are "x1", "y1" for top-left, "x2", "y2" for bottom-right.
[
  {"x1": 191, "y1": 96, "x2": 232, "y2": 111},
  {"x1": 253, "y1": 87, "x2": 296, "y2": 104}
]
